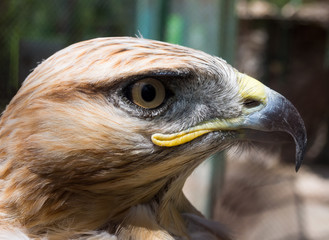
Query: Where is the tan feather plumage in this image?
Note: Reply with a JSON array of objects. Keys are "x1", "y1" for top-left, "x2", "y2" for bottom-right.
[
  {"x1": 0, "y1": 37, "x2": 235, "y2": 239},
  {"x1": 0, "y1": 37, "x2": 306, "y2": 239}
]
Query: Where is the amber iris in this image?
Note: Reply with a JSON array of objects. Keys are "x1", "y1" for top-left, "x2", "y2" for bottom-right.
[{"x1": 131, "y1": 78, "x2": 166, "y2": 109}]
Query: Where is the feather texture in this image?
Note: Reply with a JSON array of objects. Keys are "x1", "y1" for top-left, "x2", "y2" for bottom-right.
[{"x1": 0, "y1": 37, "x2": 306, "y2": 239}]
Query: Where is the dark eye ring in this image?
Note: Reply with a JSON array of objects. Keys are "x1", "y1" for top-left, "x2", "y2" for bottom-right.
[{"x1": 130, "y1": 78, "x2": 166, "y2": 109}]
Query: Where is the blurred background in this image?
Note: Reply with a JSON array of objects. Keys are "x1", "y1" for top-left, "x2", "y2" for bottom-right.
[{"x1": 0, "y1": 0, "x2": 328, "y2": 239}]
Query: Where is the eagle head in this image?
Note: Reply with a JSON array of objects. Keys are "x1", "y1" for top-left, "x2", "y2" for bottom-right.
[{"x1": 0, "y1": 37, "x2": 306, "y2": 239}]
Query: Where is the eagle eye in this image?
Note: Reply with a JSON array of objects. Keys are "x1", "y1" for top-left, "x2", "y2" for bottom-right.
[{"x1": 130, "y1": 78, "x2": 166, "y2": 109}]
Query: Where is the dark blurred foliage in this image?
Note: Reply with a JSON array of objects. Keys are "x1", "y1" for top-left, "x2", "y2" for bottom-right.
[
  {"x1": 0, "y1": 0, "x2": 136, "y2": 105},
  {"x1": 247, "y1": 0, "x2": 323, "y2": 8}
]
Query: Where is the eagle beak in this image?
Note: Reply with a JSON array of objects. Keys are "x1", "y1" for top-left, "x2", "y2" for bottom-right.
[
  {"x1": 237, "y1": 73, "x2": 307, "y2": 171},
  {"x1": 152, "y1": 73, "x2": 307, "y2": 171}
]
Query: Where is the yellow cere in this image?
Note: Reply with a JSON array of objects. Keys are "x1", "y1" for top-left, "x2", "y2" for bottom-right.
[
  {"x1": 236, "y1": 72, "x2": 267, "y2": 104},
  {"x1": 151, "y1": 71, "x2": 267, "y2": 148},
  {"x1": 151, "y1": 118, "x2": 243, "y2": 147}
]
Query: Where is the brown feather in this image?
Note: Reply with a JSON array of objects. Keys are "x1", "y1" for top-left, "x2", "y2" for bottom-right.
[{"x1": 0, "y1": 37, "x2": 237, "y2": 239}]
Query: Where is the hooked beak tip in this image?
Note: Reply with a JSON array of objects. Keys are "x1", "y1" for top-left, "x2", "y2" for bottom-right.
[
  {"x1": 295, "y1": 133, "x2": 307, "y2": 172},
  {"x1": 242, "y1": 86, "x2": 307, "y2": 171}
]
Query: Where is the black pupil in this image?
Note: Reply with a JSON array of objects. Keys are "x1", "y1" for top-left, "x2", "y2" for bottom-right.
[{"x1": 141, "y1": 84, "x2": 156, "y2": 102}]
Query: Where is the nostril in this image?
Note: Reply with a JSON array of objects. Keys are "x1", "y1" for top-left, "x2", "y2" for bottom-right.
[{"x1": 243, "y1": 99, "x2": 262, "y2": 108}]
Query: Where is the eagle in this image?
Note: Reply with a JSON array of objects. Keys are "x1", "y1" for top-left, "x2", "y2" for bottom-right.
[{"x1": 0, "y1": 37, "x2": 306, "y2": 240}]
